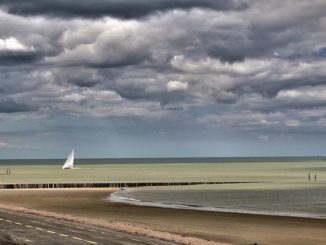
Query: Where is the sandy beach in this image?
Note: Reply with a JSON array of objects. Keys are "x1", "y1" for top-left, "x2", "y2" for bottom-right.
[{"x1": 0, "y1": 188, "x2": 325, "y2": 245}]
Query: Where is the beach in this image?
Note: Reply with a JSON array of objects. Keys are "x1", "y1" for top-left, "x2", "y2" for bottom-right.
[
  {"x1": 0, "y1": 188, "x2": 326, "y2": 245},
  {"x1": 1, "y1": 159, "x2": 326, "y2": 244}
]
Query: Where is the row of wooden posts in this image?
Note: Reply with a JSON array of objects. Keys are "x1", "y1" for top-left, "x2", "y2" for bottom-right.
[
  {"x1": 0, "y1": 181, "x2": 255, "y2": 189},
  {"x1": 0, "y1": 168, "x2": 11, "y2": 175},
  {"x1": 308, "y1": 173, "x2": 318, "y2": 182}
]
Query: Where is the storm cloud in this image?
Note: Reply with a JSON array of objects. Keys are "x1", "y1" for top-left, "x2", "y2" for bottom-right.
[
  {"x1": 1, "y1": 0, "x2": 326, "y2": 157},
  {"x1": 0, "y1": 0, "x2": 248, "y2": 19}
]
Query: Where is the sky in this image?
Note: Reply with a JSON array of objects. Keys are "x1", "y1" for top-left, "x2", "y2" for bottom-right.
[{"x1": 1, "y1": 0, "x2": 326, "y2": 159}]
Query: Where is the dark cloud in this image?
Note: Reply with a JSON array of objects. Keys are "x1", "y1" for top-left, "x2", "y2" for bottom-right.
[
  {"x1": 0, "y1": 13, "x2": 71, "y2": 66},
  {"x1": 50, "y1": 68, "x2": 105, "y2": 88},
  {"x1": 1, "y1": 0, "x2": 326, "y2": 137},
  {"x1": 0, "y1": 0, "x2": 248, "y2": 19},
  {"x1": 0, "y1": 50, "x2": 41, "y2": 65},
  {"x1": 111, "y1": 83, "x2": 190, "y2": 106},
  {"x1": 229, "y1": 76, "x2": 326, "y2": 99},
  {"x1": 200, "y1": 0, "x2": 326, "y2": 62},
  {"x1": 316, "y1": 47, "x2": 326, "y2": 57},
  {"x1": 0, "y1": 97, "x2": 33, "y2": 113}
]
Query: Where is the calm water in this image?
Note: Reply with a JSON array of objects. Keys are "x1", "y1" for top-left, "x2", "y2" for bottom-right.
[
  {"x1": 2, "y1": 157, "x2": 326, "y2": 183},
  {"x1": 0, "y1": 156, "x2": 324, "y2": 165},
  {"x1": 110, "y1": 182, "x2": 326, "y2": 219},
  {"x1": 1, "y1": 157, "x2": 326, "y2": 218}
]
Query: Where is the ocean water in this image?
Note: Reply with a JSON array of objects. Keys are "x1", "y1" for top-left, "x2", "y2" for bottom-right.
[
  {"x1": 109, "y1": 182, "x2": 326, "y2": 219},
  {"x1": 1, "y1": 157, "x2": 326, "y2": 183},
  {"x1": 1, "y1": 157, "x2": 326, "y2": 218}
]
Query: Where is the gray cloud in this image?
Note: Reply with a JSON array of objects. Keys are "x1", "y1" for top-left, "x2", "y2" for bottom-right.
[
  {"x1": 0, "y1": 50, "x2": 41, "y2": 65},
  {"x1": 51, "y1": 22, "x2": 152, "y2": 67},
  {"x1": 0, "y1": 10, "x2": 74, "y2": 65},
  {"x1": 0, "y1": 0, "x2": 248, "y2": 19},
  {"x1": 0, "y1": 97, "x2": 33, "y2": 113},
  {"x1": 1, "y1": 0, "x2": 326, "y2": 136}
]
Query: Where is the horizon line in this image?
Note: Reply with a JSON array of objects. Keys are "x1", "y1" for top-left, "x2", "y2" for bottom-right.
[{"x1": 0, "y1": 155, "x2": 325, "y2": 161}]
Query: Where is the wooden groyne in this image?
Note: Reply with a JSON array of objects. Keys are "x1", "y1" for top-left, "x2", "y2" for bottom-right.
[{"x1": 0, "y1": 181, "x2": 256, "y2": 189}]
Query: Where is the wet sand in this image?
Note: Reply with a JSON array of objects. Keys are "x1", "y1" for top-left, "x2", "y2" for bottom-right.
[{"x1": 0, "y1": 188, "x2": 326, "y2": 245}]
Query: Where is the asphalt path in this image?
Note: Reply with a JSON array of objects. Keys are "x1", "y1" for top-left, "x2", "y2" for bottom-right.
[{"x1": 0, "y1": 209, "x2": 178, "y2": 245}]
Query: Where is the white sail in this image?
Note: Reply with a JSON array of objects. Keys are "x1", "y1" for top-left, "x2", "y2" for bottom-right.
[{"x1": 62, "y1": 149, "x2": 74, "y2": 169}]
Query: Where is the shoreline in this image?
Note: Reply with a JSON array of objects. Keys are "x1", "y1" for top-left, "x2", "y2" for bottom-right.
[
  {"x1": 1, "y1": 188, "x2": 326, "y2": 244},
  {"x1": 109, "y1": 188, "x2": 326, "y2": 220}
]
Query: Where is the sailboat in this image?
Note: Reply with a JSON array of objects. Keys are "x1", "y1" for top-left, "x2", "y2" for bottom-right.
[{"x1": 62, "y1": 149, "x2": 74, "y2": 169}]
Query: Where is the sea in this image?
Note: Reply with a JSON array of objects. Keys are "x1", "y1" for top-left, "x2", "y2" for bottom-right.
[
  {"x1": 105, "y1": 156, "x2": 326, "y2": 219},
  {"x1": 1, "y1": 157, "x2": 326, "y2": 219},
  {"x1": 109, "y1": 182, "x2": 326, "y2": 219}
]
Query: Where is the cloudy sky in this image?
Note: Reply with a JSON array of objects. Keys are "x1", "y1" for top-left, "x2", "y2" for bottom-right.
[{"x1": 1, "y1": 0, "x2": 326, "y2": 158}]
